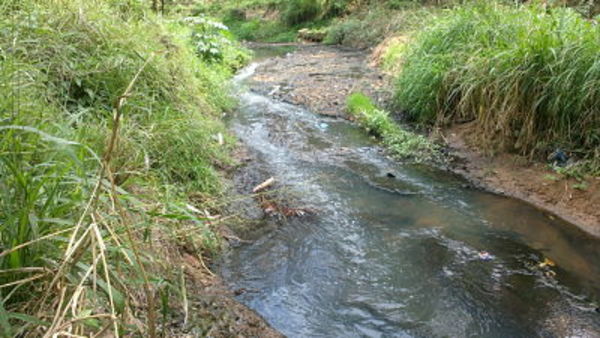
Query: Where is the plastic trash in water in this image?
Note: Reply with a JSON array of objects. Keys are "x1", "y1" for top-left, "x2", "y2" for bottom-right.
[
  {"x1": 319, "y1": 123, "x2": 329, "y2": 129},
  {"x1": 478, "y1": 251, "x2": 494, "y2": 261}
]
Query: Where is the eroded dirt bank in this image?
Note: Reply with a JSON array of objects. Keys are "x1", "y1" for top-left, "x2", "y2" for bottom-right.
[
  {"x1": 446, "y1": 124, "x2": 600, "y2": 237},
  {"x1": 249, "y1": 43, "x2": 599, "y2": 236}
]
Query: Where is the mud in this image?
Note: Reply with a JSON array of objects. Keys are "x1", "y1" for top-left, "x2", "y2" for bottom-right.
[{"x1": 251, "y1": 44, "x2": 388, "y2": 117}]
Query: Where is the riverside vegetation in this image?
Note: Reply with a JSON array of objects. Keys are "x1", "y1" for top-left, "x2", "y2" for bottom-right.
[
  {"x1": 2, "y1": 0, "x2": 600, "y2": 335},
  {"x1": 207, "y1": 0, "x2": 600, "y2": 177},
  {"x1": 0, "y1": 0, "x2": 253, "y2": 335}
]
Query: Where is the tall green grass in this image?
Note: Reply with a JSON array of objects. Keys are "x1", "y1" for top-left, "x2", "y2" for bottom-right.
[
  {"x1": 0, "y1": 0, "x2": 248, "y2": 334},
  {"x1": 393, "y1": 2, "x2": 600, "y2": 170}
]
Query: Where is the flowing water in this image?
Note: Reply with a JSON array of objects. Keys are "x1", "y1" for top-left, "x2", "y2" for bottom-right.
[{"x1": 220, "y1": 48, "x2": 600, "y2": 337}]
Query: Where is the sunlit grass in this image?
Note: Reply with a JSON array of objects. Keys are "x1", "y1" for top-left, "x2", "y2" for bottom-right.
[
  {"x1": 0, "y1": 0, "x2": 248, "y2": 334},
  {"x1": 347, "y1": 93, "x2": 441, "y2": 163},
  {"x1": 392, "y1": 2, "x2": 600, "y2": 172}
]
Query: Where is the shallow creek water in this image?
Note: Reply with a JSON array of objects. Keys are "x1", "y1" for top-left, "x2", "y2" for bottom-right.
[{"x1": 219, "y1": 47, "x2": 600, "y2": 337}]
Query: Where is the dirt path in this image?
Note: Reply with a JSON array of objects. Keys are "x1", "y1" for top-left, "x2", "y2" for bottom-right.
[{"x1": 250, "y1": 43, "x2": 599, "y2": 237}]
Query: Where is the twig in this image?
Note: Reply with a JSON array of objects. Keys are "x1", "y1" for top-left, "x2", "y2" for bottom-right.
[
  {"x1": 0, "y1": 273, "x2": 47, "y2": 289},
  {"x1": 180, "y1": 266, "x2": 188, "y2": 326},
  {"x1": 252, "y1": 177, "x2": 275, "y2": 193}
]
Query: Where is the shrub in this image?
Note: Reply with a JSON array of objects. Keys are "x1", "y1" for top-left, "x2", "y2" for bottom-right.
[
  {"x1": 188, "y1": 16, "x2": 232, "y2": 62},
  {"x1": 393, "y1": 2, "x2": 600, "y2": 168},
  {"x1": 324, "y1": 18, "x2": 361, "y2": 44}
]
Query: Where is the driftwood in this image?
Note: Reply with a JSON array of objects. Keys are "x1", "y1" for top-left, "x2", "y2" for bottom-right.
[{"x1": 252, "y1": 177, "x2": 275, "y2": 193}]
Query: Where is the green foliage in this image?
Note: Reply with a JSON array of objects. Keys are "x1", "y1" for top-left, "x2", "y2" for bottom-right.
[
  {"x1": 188, "y1": 16, "x2": 233, "y2": 61},
  {"x1": 187, "y1": 16, "x2": 252, "y2": 68},
  {"x1": 393, "y1": 2, "x2": 600, "y2": 172},
  {"x1": 347, "y1": 93, "x2": 441, "y2": 162},
  {"x1": 223, "y1": 16, "x2": 298, "y2": 42},
  {"x1": 282, "y1": 0, "x2": 322, "y2": 25},
  {"x1": 347, "y1": 92, "x2": 379, "y2": 118},
  {"x1": 324, "y1": 4, "x2": 435, "y2": 48},
  {"x1": 381, "y1": 38, "x2": 408, "y2": 73},
  {"x1": 0, "y1": 0, "x2": 248, "y2": 333},
  {"x1": 322, "y1": 0, "x2": 353, "y2": 17},
  {"x1": 323, "y1": 18, "x2": 361, "y2": 44}
]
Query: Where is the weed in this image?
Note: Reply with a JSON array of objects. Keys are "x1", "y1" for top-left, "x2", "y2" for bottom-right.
[
  {"x1": 0, "y1": 0, "x2": 248, "y2": 334},
  {"x1": 543, "y1": 174, "x2": 561, "y2": 182},
  {"x1": 572, "y1": 182, "x2": 588, "y2": 190},
  {"x1": 347, "y1": 93, "x2": 442, "y2": 163}
]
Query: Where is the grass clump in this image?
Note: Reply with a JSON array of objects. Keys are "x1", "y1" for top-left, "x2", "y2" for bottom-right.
[
  {"x1": 393, "y1": 2, "x2": 600, "y2": 173},
  {"x1": 0, "y1": 0, "x2": 249, "y2": 335},
  {"x1": 347, "y1": 93, "x2": 441, "y2": 163}
]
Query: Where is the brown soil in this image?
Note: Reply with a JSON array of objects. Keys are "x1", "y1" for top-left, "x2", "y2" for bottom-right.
[
  {"x1": 251, "y1": 45, "x2": 389, "y2": 117},
  {"x1": 444, "y1": 122, "x2": 600, "y2": 237}
]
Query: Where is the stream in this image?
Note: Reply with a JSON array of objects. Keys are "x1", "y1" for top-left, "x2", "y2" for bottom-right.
[{"x1": 219, "y1": 45, "x2": 600, "y2": 337}]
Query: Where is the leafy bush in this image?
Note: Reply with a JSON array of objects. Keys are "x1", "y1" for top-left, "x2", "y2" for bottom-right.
[
  {"x1": 186, "y1": 16, "x2": 252, "y2": 68},
  {"x1": 393, "y1": 2, "x2": 600, "y2": 169},
  {"x1": 187, "y1": 16, "x2": 232, "y2": 61}
]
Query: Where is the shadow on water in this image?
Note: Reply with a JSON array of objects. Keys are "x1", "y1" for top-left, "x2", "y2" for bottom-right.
[{"x1": 220, "y1": 47, "x2": 600, "y2": 337}]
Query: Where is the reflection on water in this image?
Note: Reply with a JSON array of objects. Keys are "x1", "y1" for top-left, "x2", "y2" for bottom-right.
[{"x1": 220, "y1": 59, "x2": 600, "y2": 337}]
